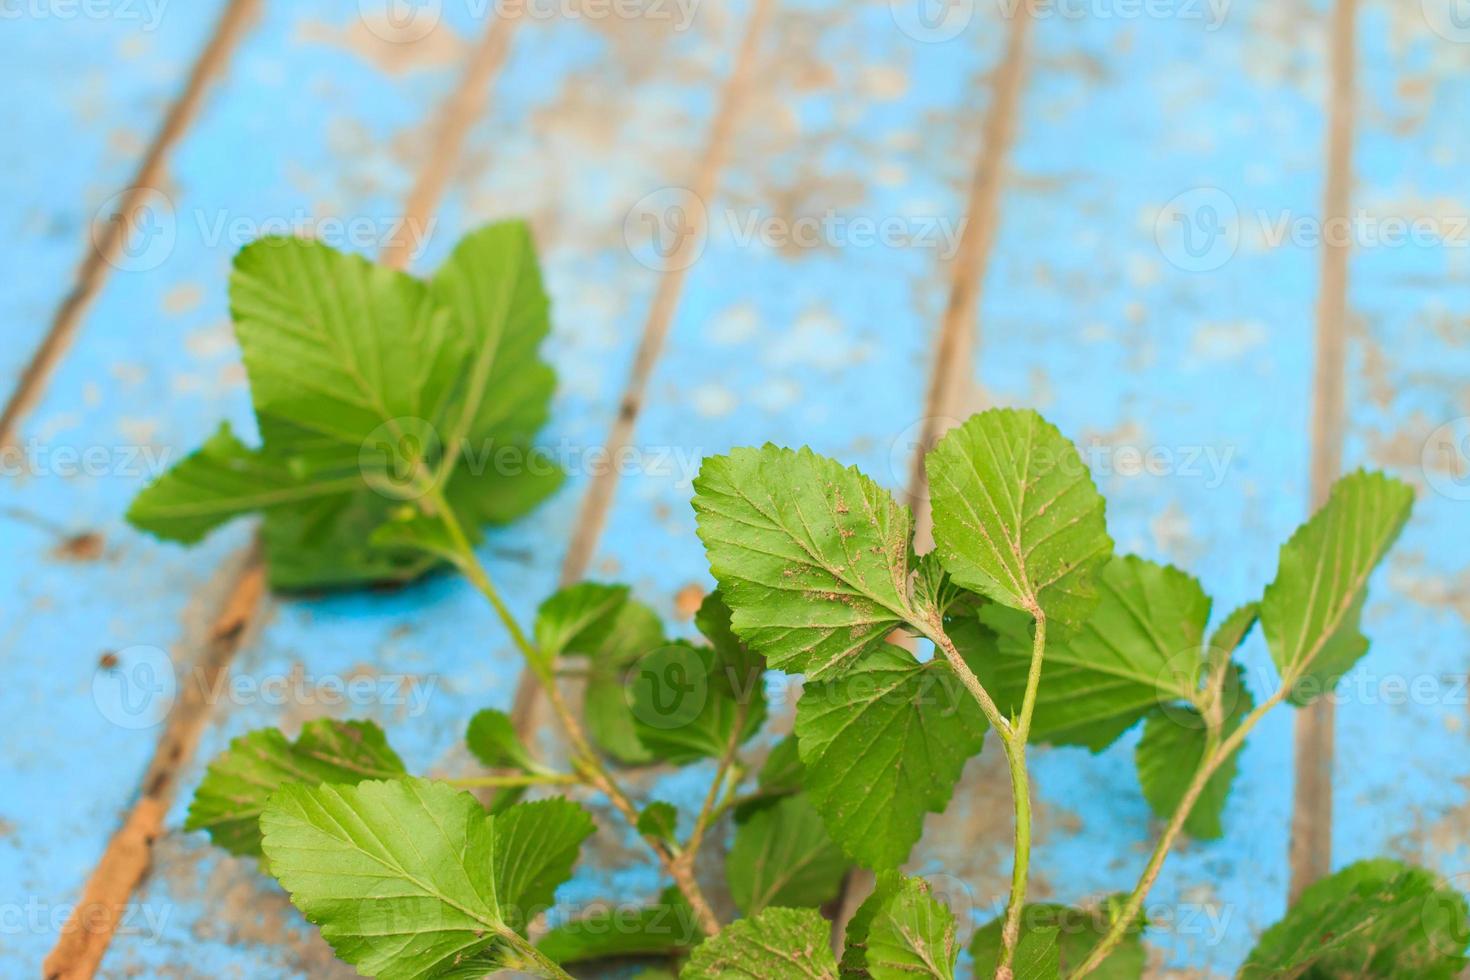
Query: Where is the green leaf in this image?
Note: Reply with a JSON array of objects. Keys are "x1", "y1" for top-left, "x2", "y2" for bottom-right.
[
  {"x1": 1241, "y1": 859, "x2": 1469, "y2": 979},
  {"x1": 126, "y1": 422, "x2": 359, "y2": 544},
  {"x1": 631, "y1": 640, "x2": 765, "y2": 764},
  {"x1": 128, "y1": 225, "x2": 561, "y2": 590},
  {"x1": 926, "y1": 408, "x2": 1112, "y2": 629},
  {"x1": 693, "y1": 445, "x2": 916, "y2": 681},
  {"x1": 969, "y1": 902, "x2": 1144, "y2": 980},
  {"x1": 428, "y1": 221, "x2": 555, "y2": 452},
  {"x1": 492, "y1": 798, "x2": 599, "y2": 933},
  {"x1": 1012, "y1": 928, "x2": 1061, "y2": 980},
  {"x1": 538, "y1": 887, "x2": 704, "y2": 964},
  {"x1": 638, "y1": 801, "x2": 680, "y2": 845},
  {"x1": 258, "y1": 491, "x2": 437, "y2": 591},
  {"x1": 682, "y1": 907, "x2": 838, "y2": 979},
  {"x1": 846, "y1": 876, "x2": 957, "y2": 980},
  {"x1": 1208, "y1": 601, "x2": 1258, "y2": 658},
  {"x1": 970, "y1": 556, "x2": 1210, "y2": 751},
  {"x1": 1134, "y1": 665, "x2": 1254, "y2": 839},
  {"x1": 735, "y1": 735, "x2": 805, "y2": 823},
  {"x1": 230, "y1": 236, "x2": 453, "y2": 449},
  {"x1": 260, "y1": 778, "x2": 593, "y2": 977},
  {"x1": 186, "y1": 720, "x2": 405, "y2": 857},
  {"x1": 795, "y1": 643, "x2": 987, "y2": 869},
  {"x1": 1260, "y1": 470, "x2": 1414, "y2": 705},
  {"x1": 534, "y1": 582, "x2": 647, "y2": 662},
  {"x1": 465, "y1": 708, "x2": 545, "y2": 774},
  {"x1": 728, "y1": 795, "x2": 850, "y2": 915},
  {"x1": 535, "y1": 583, "x2": 666, "y2": 763}
]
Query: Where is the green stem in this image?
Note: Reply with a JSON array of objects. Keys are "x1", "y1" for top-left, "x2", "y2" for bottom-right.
[
  {"x1": 427, "y1": 490, "x2": 724, "y2": 938},
  {"x1": 503, "y1": 929, "x2": 574, "y2": 979},
  {"x1": 1067, "y1": 684, "x2": 1289, "y2": 977},
  {"x1": 995, "y1": 612, "x2": 1046, "y2": 979}
]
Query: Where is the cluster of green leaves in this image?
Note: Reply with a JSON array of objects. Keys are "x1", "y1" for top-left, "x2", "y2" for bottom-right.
[
  {"x1": 128, "y1": 221, "x2": 561, "y2": 589},
  {"x1": 135, "y1": 228, "x2": 1465, "y2": 978}
]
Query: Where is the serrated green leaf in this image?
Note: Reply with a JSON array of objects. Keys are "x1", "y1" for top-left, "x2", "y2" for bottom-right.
[
  {"x1": 728, "y1": 795, "x2": 850, "y2": 915},
  {"x1": 969, "y1": 902, "x2": 1144, "y2": 980},
  {"x1": 126, "y1": 422, "x2": 360, "y2": 544},
  {"x1": 631, "y1": 640, "x2": 765, "y2": 764},
  {"x1": 535, "y1": 583, "x2": 666, "y2": 763},
  {"x1": 1241, "y1": 859, "x2": 1469, "y2": 979},
  {"x1": 1260, "y1": 470, "x2": 1413, "y2": 705},
  {"x1": 1012, "y1": 927, "x2": 1061, "y2": 980},
  {"x1": 230, "y1": 236, "x2": 453, "y2": 449},
  {"x1": 538, "y1": 887, "x2": 704, "y2": 964},
  {"x1": 129, "y1": 225, "x2": 561, "y2": 590},
  {"x1": 682, "y1": 907, "x2": 838, "y2": 979},
  {"x1": 795, "y1": 643, "x2": 987, "y2": 869},
  {"x1": 638, "y1": 801, "x2": 680, "y2": 845},
  {"x1": 260, "y1": 778, "x2": 593, "y2": 978},
  {"x1": 259, "y1": 490, "x2": 438, "y2": 591},
  {"x1": 693, "y1": 445, "x2": 916, "y2": 681},
  {"x1": 1134, "y1": 665, "x2": 1254, "y2": 840},
  {"x1": 429, "y1": 221, "x2": 555, "y2": 453},
  {"x1": 970, "y1": 556, "x2": 1210, "y2": 751},
  {"x1": 926, "y1": 408, "x2": 1112, "y2": 629},
  {"x1": 1207, "y1": 602, "x2": 1258, "y2": 658},
  {"x1": 465, "y1": 708, "x2": 544, "y2": 774},
  {"x1": 850, "y1": 876, "x2": 957, "y2": 980},
  {"x1": 186, "y1": 720, "x2": 405, "y2": 857},
  {"x1": 735, "y1": 736, "x2": 806, "y2": 823},
  {"x1": 492, "y1": 798, "x2": 599, "y2": 933}
]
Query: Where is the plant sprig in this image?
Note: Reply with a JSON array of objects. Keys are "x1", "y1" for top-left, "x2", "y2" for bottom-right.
[{"x1": 130, "y1": 228, "x2": 1463, "y2": 978}]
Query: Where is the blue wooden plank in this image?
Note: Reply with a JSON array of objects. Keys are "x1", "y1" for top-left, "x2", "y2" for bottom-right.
[
  {"x1": 0, "y1": 2, "x2": 233, "y2": 391},
  {"x1": 928, "y1": 1, "x2": 1334, "y2": 971},
  {"x1": 0, "y1": 2, "x2": 480, "y2": 971},
  {"x1": 102, "y1": 4, "x2": 759, "y2": 975},
  {"x1": 1335, "y1": 1, "x2": 1470, "y2": 895}
]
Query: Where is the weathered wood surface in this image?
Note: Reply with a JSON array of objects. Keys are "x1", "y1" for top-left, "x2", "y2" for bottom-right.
[{"x1": 1, "y1": 1, "x2": 1466, "y2": 977}]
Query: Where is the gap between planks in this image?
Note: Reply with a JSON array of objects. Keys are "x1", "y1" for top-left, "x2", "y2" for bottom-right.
[
  {"x1": 1289, "y1": 0, "x2": 1359, "y2": 907},
  {"x1": 40, "y1": 10, "x2": 527, "y2": 978},
  {"x1": 507, "y1": 0, "x2": 775, "y2": 731},
  {"x1": 0, "y1": 0, "x2": 263, "y2": 453},
  {"x1": 832, "y1": 5, "x2": 1036, "y2": 948}
]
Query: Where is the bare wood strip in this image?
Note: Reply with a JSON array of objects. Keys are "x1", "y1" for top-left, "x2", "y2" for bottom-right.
[
  {"x1": 0, "y1": 0, "x2": 264, "y2": 452},
  {"x1": 833, "y1": 7, "x2": 1035, "y2": 948},
  {"x1": 509, "y1": 0, "x2": 775, "y2": 732},
  {"x1": 44, "y1": 546, "x2": 266, "y2": 980},
  {"x1": 907, "y1": 7, "x2": 1034, "y2": 552},
  {"x1": 1289, "y1": 0, "x2": 1359, "y2": 905},
  {"x1": 40, "y1": 11, "x2": 526, "y2": 976}
]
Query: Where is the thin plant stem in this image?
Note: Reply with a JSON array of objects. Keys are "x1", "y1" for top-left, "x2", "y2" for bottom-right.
[
  {"x1": 683, "y1": 704, "x2": 748, "y2": 864},
  {"x1": 1067, "y1": 684, "x2": 1290, "y2": 977},
  {"x1": 503, "y1": 929, "x2": 575, "y2": 979},
  {"x1": 429, "y1": 491, "x2": 724, "y2": 937},
  {"x1": 995, "y1": 612, "x2": 1047, "y2": 978}
]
